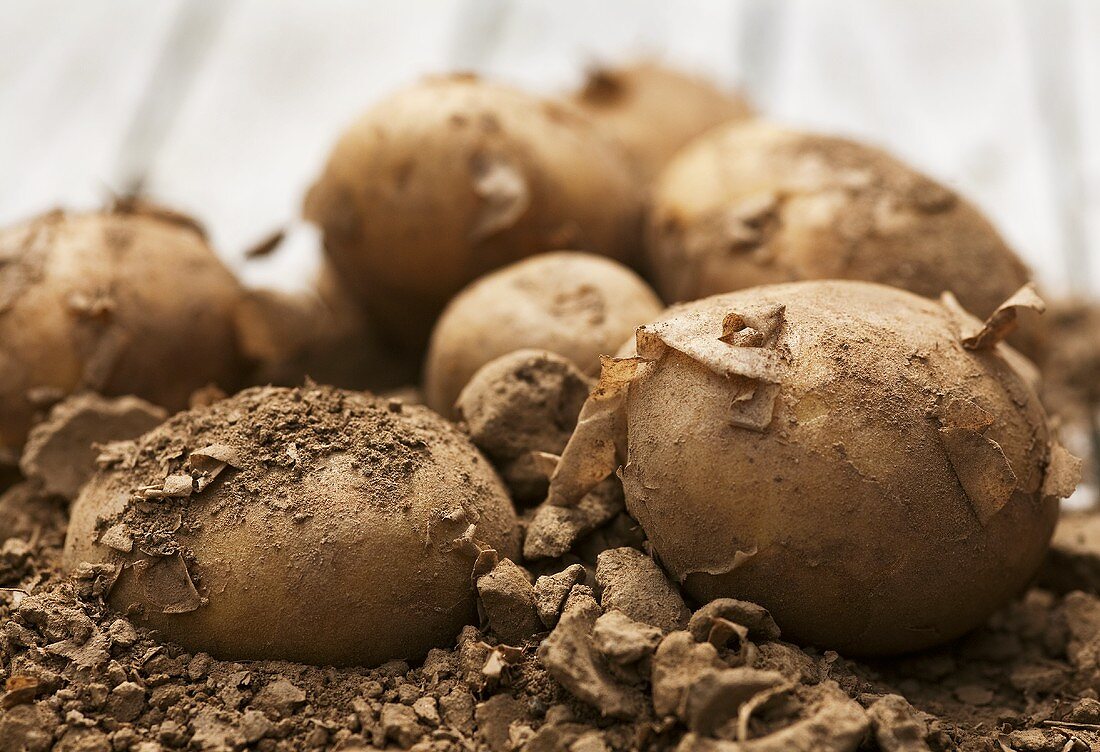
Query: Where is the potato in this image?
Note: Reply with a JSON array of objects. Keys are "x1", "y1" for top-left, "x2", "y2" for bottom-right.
[
  {"x1": 647, "y1": 123, "x2": 1041, "y2": 356},
  {"x1": 1042, "y1": 300, "x2": 1100, "y2": 422},
  {"x1": 1040, "y1": 301, "x2": 1100, "y2": 502},
  {"x1": 0, "y1": 204, "x2": 243, "y2": 462},
  {"x1": 234, "y1": 261, "x2": 418, "y2": 391},
  {"x1": 571, "y1": 61, "x2": 752, "y2": 182},
  {"x1": 305, "y1": 74, "x2": 643, "y2": 349},
  {"x1": 549, "y1": 280, "x2": 1079, "y2": 655},
  {"x1": 423, "y1": 251, "x2": 663, "y2": 416},
  {"x1": 64, "y1": 385, "x2": 519, "y2": 666}
]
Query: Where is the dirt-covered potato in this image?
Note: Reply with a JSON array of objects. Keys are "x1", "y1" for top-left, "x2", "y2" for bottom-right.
[
  {"x1": 0, "y1": 204, "x2": 243, "y2": 462},
  {"x1": 549, "y1": 280, "x2": 1079, "y2": 655},
  {"x1": 64, "y1": 385, "x2": 519, "y2": 667},
  {"x1": 647, "y1": 123, "x2": 1040, "y2": 356},
  {"x1": 424, "y1": 251, "x2": 663, "y2": 416},
  {"x1": 234, "y1": 262, "x2": 417, "y2": 391},
  {"x1": 305, "y1": 74, "x2": 643, "y2": 349},
  {"x1": 1040, "y1": 300, "x2": 1100, "y2": 505},
  {"x1": 571, "y1": 61, "x2": 752, "y2": 182}
]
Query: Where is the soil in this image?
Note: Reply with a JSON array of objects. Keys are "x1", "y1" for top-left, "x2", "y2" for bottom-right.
[{"x1": 3, "y1": 385, "x2": 1100, "y2": 751}]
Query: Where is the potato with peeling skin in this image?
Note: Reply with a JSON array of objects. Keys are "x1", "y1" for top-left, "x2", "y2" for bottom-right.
[
  {"x1": 0, "y1": 205, "x2": 244, "y2": 462},
  {"x1": 647, "y1": 122, "x2": 1042, "y2": 357},
  {"x1": 571, "y1": 61, "x2": 753, "y2": 182},
  {"x1": 63, "y1": 385, "x2": 520, "y2": 667},
  {"x1": 424, "y1": 251, "x2": 663, "y2": 416},
  {"x1": 550, "y1": 280, "x2": 1078, "y2": 656},
  {"x1": 305, "y1": 74, "x2": 643, "y2": 350}
]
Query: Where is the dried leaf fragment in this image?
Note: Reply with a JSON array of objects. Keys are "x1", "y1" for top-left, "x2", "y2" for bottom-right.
[
  {"x1": 189, "y1": 443, "x2": 242, "y2": 492},
  {"x1": 937, "y1": 396, "x2": 1017, "y2": 525},
  {"x1": 140, "y1": 474, "x2": 194, "y2": 499},
  {"x1": 719, "y1": 304, "x2": 786, "y2": 348},
  {"x1": 637, "y1": 313, "x2": 784, "y2": 383},
  {"x1": 941, "y1": 396, "x2": 993, "y2": 432},
  {"x1": 1, "y1": 675, "x2": 40, "y2": 709}
]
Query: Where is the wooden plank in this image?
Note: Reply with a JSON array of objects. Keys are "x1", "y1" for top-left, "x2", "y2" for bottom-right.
[
  {"x1": 766, "y1": 0, "x2": 1070, "y2": 293},
  {"x1": 141, "y1": 0, "x2": 467, "y2": 289},
  {"x1": 0, "y1": 0, "x2": 1095, "y2": 297},
  {"x1": 0, "y1": 0, "x2": 184, "y2": 223}
]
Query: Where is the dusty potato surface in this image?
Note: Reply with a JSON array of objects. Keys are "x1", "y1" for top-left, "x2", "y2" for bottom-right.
[
  {"x1": 572, "y1": 61, "x2": 752, "y2": 182},
  {"x1": 552, "y1": 280, "x2": 1075, "y2": 655},
  {"x1": 305, "y1": 75, "x2": 643, "y2": 349},
  {"x1": 64, "y1": 385, "x2": 519, "y2": 667},
  {"x1": 647, "y1": 123, "x2": 1040, "y2": 356},
  {"x1": 0, "y1": 205, "x2": 243, "y2": 461}
]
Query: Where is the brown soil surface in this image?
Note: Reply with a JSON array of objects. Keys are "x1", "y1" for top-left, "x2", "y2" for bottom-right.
[{"x1": 4, "y1": 476, "x2": 1100, "y2": 751}]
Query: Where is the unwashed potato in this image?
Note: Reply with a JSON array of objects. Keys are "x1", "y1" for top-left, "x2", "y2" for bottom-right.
[
  {"x1": 234, "y1": 261, "x2": 418, "y2": 391},
  {"x1": 64, "y1": 385, "x2": 519, "y2": 667},
  {"x1": 647, "y1": 122, "x2": 1042, "y2": 357},
  {"x1": 423, "y1": 251, "x2": 663, "y2": 416},
  {"x1": 0, "y1": 203, "x2": 243, "y2": 463},
  {"x1": 305, "y1": 74, "x2": 644, "y2": 350},
  {"x1": 571, "y1": 61, "x2": 753, "y2": 182},
  {"x1": 549, "y1": 280, "x2": 1078, "y2": 655}
]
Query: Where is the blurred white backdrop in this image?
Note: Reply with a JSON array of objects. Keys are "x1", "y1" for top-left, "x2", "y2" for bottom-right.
[{"x1": 1, "y1": 0, "x2": 1097, "y2": 295}]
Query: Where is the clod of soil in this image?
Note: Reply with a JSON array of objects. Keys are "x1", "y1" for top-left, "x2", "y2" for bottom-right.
[
  {"x1": 20, "y1": 393, "x2": 166, "y2": 501},
  {"x1": 457, "y1": 349, "x2": 592, "y2": 505}
]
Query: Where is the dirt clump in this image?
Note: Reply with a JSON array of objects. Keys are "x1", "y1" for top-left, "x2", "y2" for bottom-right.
[
  {"x1": 457, "y1": 349, "x2": 593, "y2": 505},
  {"x1": 19, "y1": 393, "x2": 166, "y2": 501}
]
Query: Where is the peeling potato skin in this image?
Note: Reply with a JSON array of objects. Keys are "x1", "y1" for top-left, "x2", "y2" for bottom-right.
[
  {"x1": 63, "y1": 387, "x2": 520, "y2": 667},
  {"x1": 305, "y1": 75, "x2": 644, "y2": 350},
  {"x1": 572, "y1": 61, "x2": 753, "y2": 183},
  {"x1": 423, "y1": 251, "x2": 663, "y2": 416},
  {"x1": 0, "y1": 209, "x2": 244, "y2": 458},
  {"x1": 646, "y1": 123, "x2": 1043, "y2": 358},
  {"x1": 620, "y1": 281, "x2": 1058, "y2": 656}
]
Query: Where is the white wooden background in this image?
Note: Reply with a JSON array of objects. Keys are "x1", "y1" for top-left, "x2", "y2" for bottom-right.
[{"x1": 1, "y1": 0, "x2": 1098, "y2": 297}]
